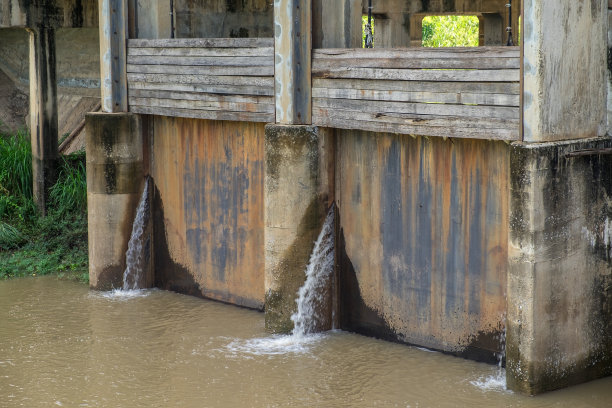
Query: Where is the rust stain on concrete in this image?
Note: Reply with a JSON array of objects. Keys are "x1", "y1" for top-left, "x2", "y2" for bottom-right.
[
  {"x1": 151, "y1": 116, "x2": 265, "y2": 309},
  {"x1": 337, "y1": 130, "x2": 509, "y2": 359}
]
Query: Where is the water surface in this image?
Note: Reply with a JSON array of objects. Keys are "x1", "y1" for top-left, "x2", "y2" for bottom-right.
[{"x1": 1, "y1": 277, "x2": 611, "y2": 407}]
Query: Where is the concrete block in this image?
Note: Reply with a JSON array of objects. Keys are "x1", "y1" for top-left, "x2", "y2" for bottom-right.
[
  {"x1": 508, "y1": 138, "x2": 612, "y2": 394},
  {"x1": 86, "y1": 112, "x2": 146, "y2": 290},
  {"x1": 264, "y1": 124, "x2": 334, "y2": 333}
]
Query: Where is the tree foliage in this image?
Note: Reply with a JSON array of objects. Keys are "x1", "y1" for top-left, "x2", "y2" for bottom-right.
[{"x1": 422, "y1": 16, "x2": 479, "y2": 47}]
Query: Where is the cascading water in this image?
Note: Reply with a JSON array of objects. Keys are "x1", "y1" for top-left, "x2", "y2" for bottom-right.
[
  {"x1": 224, "y1": 206, "x2": 335, "y2": 355},
  {"x1": 290, "y1": 206, "x2": 335, "y2": 338},
  {"x1": 122, "y1": 178, "x2": 151, "y2": 290}
]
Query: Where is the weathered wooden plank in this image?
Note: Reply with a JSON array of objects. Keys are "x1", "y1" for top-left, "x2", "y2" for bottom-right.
[
  {"x1": 128, "y1": 88, "x2": 273, "y2": 104},
  {"x1": 128, "y1": 47, "x2": 275, "y2": 57},
  {"x1": 127, "y1": 64, "x2": 274, "y2": 76},
  {"x1": 129, "y1": 97, "x2": 275, "y2": 113},
  {"x1": 127, "y1": 55, "x2": 274, "y2": 67},
  {"x1": 312, "y1": 87, "x2": 519, "y2": 107},
  {"x1": 129, "y1": 105, "x2": 274, "y2": 123},
  {"x1": 312, "y1": 107, "x2": 519, "y2": 129},
  {"x1": 313, "y1": 46, "x2": 521, "y2": 59},
  {"x1": 313, "y1": 97, "x2": 520, "y2": 120},
  {"x1": 312, "y1": 56, "x2": 520, "y2": 70},
  {"x1": 127, "y1": 73, "x2": 274, "y2": 87},
  {"x1": 128, "y1": 38, "x2": 274, "y2": 48},
  {"x1": 313, "y1": 78, "x2": 520, "y2": 95},
  {"x1": 128, "y1": 81, "x2": 275, "y2": 96},
  {"x1": 313, "y1": 111, "x2": 518, "y2": 140},
  {"x1": 312, "y1": 67, "x2": 520, "y2": 82}
]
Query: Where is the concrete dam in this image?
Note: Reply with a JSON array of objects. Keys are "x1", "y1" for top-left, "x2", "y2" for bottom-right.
[{"x1": 2, "y1": 0, "x2": 612, "y2": 396}]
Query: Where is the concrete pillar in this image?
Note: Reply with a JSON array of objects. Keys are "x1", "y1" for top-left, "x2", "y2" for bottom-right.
[
  {"x1": 607, "y1": 5, "x2": 612, "y2": 135},
  {"x1": 85, "y1": 113, "x2": 151, "y2": 290},
  {"x1": 313, "y1": 0, "x2": 362, "y2": 48},
  {"x1": 274, "y1": 0, "x2": 311, "y2": 124},
  {"x1": 132, "y1": 0, "x2": 171, "y2": 39},
  {"x1": 375, "y1": 13, "x2": 411, "y2": 48},
  {"x1": 480, "y1": 13, "x2": 503, "y2": 46},
  {"x1": 27, "y1": 26, "x2": 58, "y2": 214},
  {"x1": 507, "y1": 139, "x2": 612, "y2": 394},
  {"x1": 522, "y1": 0, "x2": 606, "y2": 142},
  {"x1": 264, "y1": 124, "x2": 334, "y2": 332},
  {"x1": 99, "y1": 0, "x2": 128, "y2": 113},
  {"x1": 409, "y1": 15, "x2": 422, "y2": 47}
]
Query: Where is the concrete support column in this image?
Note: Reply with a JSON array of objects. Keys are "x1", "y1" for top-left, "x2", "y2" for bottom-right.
[
  {"x1": 86, "y1": 113, "x2": 150, "y2": 290},
  {"x1": 131, "y1": 0, "x2": 171, "y2": 39},
  {"x1": 507, "y1": 139, "x2": 612, "y2": 394},
  {"x1": 522, "y1": 0, "x2": 606, "y2": 142},
  {"x1": 99, "y1": 0, "x2": 128, "y2": 113},
  {"x1": 607, "y1": 4, "x2": 612, "y2": 135},
  {"x1": 274, "y1": 0, "x2": 311, "y2": 124},
  {"x1": 409, "y1": 15, "x2": 422, "y2": 47},
  {"x1": 264, "y1": 125, "x2": 334, "y2": 333},
  {"x1": 375, "y1": 13, "x2": 411, "y2": 48},
  {"x1": 480, "y1": 13, "x2": 503, "y2": 46},
  {"x1": 312, "y1": 0, "x2": 362, "y2": 48},
  {"x1": 28, "y1": 26, "x2": 58, "y2": 214}
]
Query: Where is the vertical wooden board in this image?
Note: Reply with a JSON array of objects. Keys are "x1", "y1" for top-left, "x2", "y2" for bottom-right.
[
  {"x1": 337, "y1": 130, "x2": 509, "y2": 360},
  {"x1": 151, "y1": 116, "x2": 265, "y2": 309}
]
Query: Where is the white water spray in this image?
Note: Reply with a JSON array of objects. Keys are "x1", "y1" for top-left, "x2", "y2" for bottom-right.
[
  {"x1": 122, "y1": 179, "x2": 150, "y2": 290},
  {"x1": 291, "y1": 206, "x2": 335, "y2": 338}
]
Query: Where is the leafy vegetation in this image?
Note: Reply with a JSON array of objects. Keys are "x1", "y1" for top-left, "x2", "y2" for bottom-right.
[
  {"x1": 361, "y1": 15, "x2": 375, "y2": 48},
  {"x1": 362, "y1": 14, "x2": 479, "y2": 48},
  {"x1": 0, "y1": 126, "x2": 88, "y2": 283},
  {"x1": 422, "y1": 15, "x2": 479, "y2": 47}
]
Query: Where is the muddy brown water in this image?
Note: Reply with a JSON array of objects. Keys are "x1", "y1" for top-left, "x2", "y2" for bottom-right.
[{"x1": 1, "y1": 277, "x2": 611, "y2": 408}]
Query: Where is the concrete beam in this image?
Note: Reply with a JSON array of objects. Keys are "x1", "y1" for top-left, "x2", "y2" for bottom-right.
[
  {"x1": 274, "y1": 0, "x2": 311, "y2": 124},
  {"x1": 99, "y1": 0, "x2": 127, "y2": 112},
  {"x1": 28, "y1": 26, "x2": 58, "y2": 214}
]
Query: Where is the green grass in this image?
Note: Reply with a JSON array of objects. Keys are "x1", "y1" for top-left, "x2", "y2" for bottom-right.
[{"x1": 0, "y1": 127, "x2": 89, "y2": 283}]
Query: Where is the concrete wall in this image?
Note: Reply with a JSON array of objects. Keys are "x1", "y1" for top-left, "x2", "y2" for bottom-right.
[
  {"x1": 523, "y1": 0, "x2": 607, "y2": 142},
  {"x1": 507, "y1": 138, "x2": 612, "y2": 394},
  {"x1": 150, "y1": 116, "x2": 265, "y2": 309},
  {"x1": 336, "y1": 130, "x2": 508, "y2": 362},
  {"x1": 173, "y1": 0, "x2": 272, "y2": 38},
  {"x1": 0, "y1": 27, "x2": 100, "y2": 135},
  {"x1": 0, "y1": 0, "x2": 98, "y2": 28}
]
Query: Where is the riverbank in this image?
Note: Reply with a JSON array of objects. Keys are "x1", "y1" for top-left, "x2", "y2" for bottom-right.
[{"x1": 0, "y1": 127, "x2": 88, "y2": 283}]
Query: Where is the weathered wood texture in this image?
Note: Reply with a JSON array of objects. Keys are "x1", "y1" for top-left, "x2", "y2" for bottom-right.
[
  {"x1": 127, "y1": 38, "x2": 275, "y2": 122},
  {"x1": 312, "y1": 47, "x2": 521, "y2": 140}
]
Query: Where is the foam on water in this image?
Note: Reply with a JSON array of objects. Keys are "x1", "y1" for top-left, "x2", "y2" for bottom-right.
[
  {"x1": 470, "y1": 369, "x2": 510, "y2": 393},
  {"x1": 91, "y1": 288, "x2": 153, "y2": 301},
  {"x1": 223, "y1": 333, "x2": 326, "y2": 356}
]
